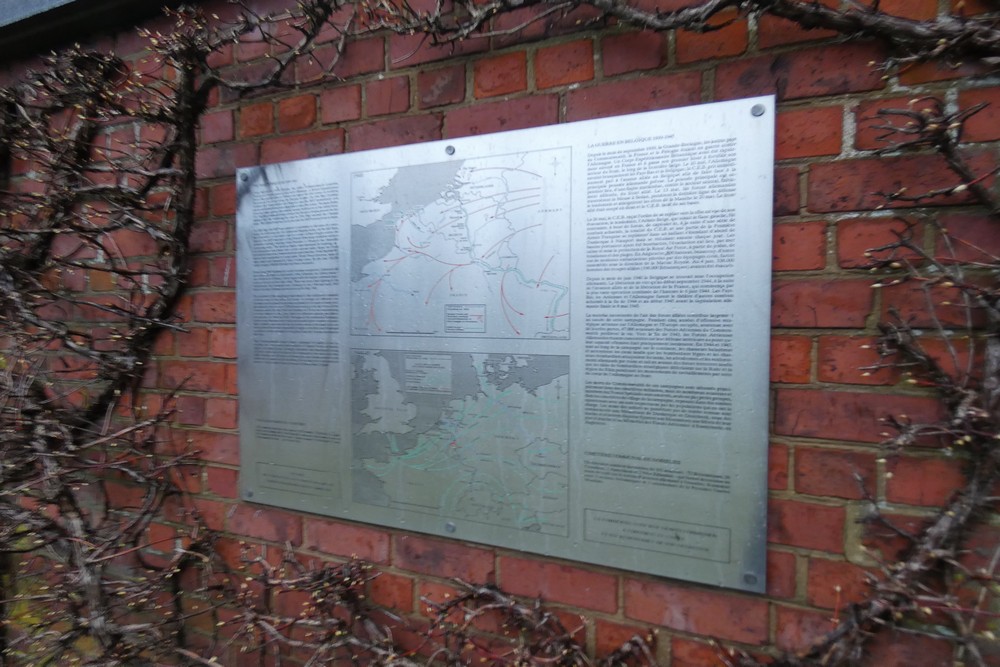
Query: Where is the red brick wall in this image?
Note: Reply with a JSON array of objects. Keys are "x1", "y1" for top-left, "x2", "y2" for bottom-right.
[{"x1": 5, "y1": 2, "x2": 997, "y2": 663}]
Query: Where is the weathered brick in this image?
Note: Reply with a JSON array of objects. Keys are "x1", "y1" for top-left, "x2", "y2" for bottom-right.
[
  {"x1": 499, "y1": 556, "x2": 618, "y2": 613},
  {"x1": 369, "y1": 572, "x2": 415, "y2": 610},
  {"x1": 774, "y1": 388, "x2": 944, "y2": 444},
  {"x1": 595, "y1": 620, "x2": 653, "y2": 660},
  {"x1": 795, "y1": 447, "x2": 878, "y2": 499},
  {"x1": 776, "y1": 107, "x2": 842, "y2": 159},
  {"x1": 189, "y1": 219, "x2": 228, "y2": 253},
  {"x1": 366, "y1": 76, "x2": 410, "y2": 116},
  {"x1": 205, "y1": 397, "x2": 238, "y2": 429},
  {"x1": 770, "y1": 335, "x2": 812, "y2": 384},
  {"x1": 853, "y1": 96, "x2": 919, "y2": 150},
  {"x1": 768, "y1": 498, "x2": 846, "y2": 553},
  {"x1": 191, "y1": 292, "x2": 235, "y2": 324},
  {"x1": 601, "y1": 31, "x2": 665, "y2": 76},
  {"x1": 175, "y1": 395, "x2": 205, "y2": 426},
  {"x1": 210, "y1": 329, "x2": 237, "y2": 359},
  {"x1": 160, "y1": 360, "x2": 234, "y2": 393},
  {"x1": 240, "y1": 102, "x2": 274, "y2": 137},
  {"x1": 330, "y1": 37, "x2": 385, "y2": 78},
  {"x1": 206, "y1": 466, "x2": 239, "y2": 498},
  {"x1": 867, "y1": 629, "x2": 956, "y2": 664},
  {"x1": 771, "y1": 279, "x2": 873, "y2": 328},
  {"x1": 886, "y1": 456, "x2": 966, "y2": 506},
  {"x1": 347, "y1": 115, "x2": 441, "y2": 152},
  {"x1": 227, "y1": 504, "x2": 302, "y2": 545},
  {"x1": 774, "y1": 605, "x2": 836, "y2": 651},
  {"x1": 535, "y1": 39, "x2": 594, "y2": 89},
  {"x1": 445, "y1": 95, "x2": 558, "y2": 138},
  {"x1": 836, "y1": 216, "x2": 923, "y2": 268},
  {"x1": 320, "y1": 85, "x2": 362, "y2": 124},
  {"x1": 418, "y1": 65, "x2": 465, "y2": 109},
  {"x1": 474, "y1": 51, "x2": 528, "y2": 98},
  {"x1": 767, "y1": 549, "x2": 798, "y2": 599},
  {"x1": 393, "y1": 535, "x2": 494, "y2": 581},
  {"x1": 770, "y1": 442, "x2": 790, "y2": 490},
  {"x1": 210, "y1": 182, "x2": 237, "y2": 217},
  {"x1": 565, "y1": 71, "x2": 702, "y2": 121},
  {"x1": 624, "y1": 579, "x2": 768, "y2": 644},
  {"x1": 806, "y1": 557, "x2": 874, "y2": 609},
  {"x1": 898, "y1": 59, "x2": 990, "y2": 85},
  {"x1": 774, "y1": 167, "x2": 800, "y2": 216},
  {"x1": 388, "y1": 32, "x2": 484, "y2": 69},
  {"x1": 304, "y1": 517, "x2": 391, "y2": 563},
  {"x1": 958, "y1": 86, "x2": 1000, "y2": 142},
  {"x1": 277, "y1": 94, "x2": 317, "y2": 132},
  {"x1": 261, "y1": 128, "x2": 345, "y2": 163},
  {"x1": 195, "y1": 142, "x2": 257, "y2": 179},
  {"x1": 201, "y1": 109, "x2": 234, "y2": 144},
  {"x1": 715, "y1": 43, "x2": 886, "y2": 101},
  {"x1": 818, "y1": 335, "x2": 898, "y2": 385},
  {"x1": 176, "y1": 327, "x2": 211, "y2": 357},
  {"x1": 676, "y1": 9, "x2": 747, "y2": 63},
  {"x1": 758, "y1": 11, "x2": 838, "y2": 49},
  {"x1": 772, "y1": 221, "x2": 827, "y2": 271},
  {"x1": 937, "y1": 212, "x2": 1000, "y2": 262}
]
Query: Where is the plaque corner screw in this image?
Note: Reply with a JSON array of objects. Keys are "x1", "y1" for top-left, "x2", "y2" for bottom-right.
[
  {"x1": 743, "y1": 572, "x2": 759, "y2": 585},
  {"x1": 445, "y1": 145, "x2": 456, "y2": 156},
  {"x1": 245, "y1": 489, "x2": 254, "y2": 499},
  {"x1": 751, "y1": 104, "x2": 766, "y2": 117},
  {"x1": 445, "y1": 521, "x2": 457, "y2": 533},
  {"x1": 240, "y1": 172, "x2": 249, "y2": 182}
]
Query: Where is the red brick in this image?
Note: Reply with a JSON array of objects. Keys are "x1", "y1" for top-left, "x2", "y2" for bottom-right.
[
  {"x1": 601, "y1": 31, "x2": 665, "y2": 76},
  {"x1": 595, "y1": 620, "x2": 654, "y2": 660},
  {"x1": 795, "y1": 447, "x2": 877, "y2": 499},
  {"x1": 899, "y1": 59, "x2": 990, "y2": 85},
  {"x1": 773, "y1": 221, "x2": 827, "y2": 271},
  {"x1": 771, "y1": 279, "x2": 873, "y2": 328},
  {"x1": 676, "y1": 10, "x2": 748, "y2": 63},
  {"x1": 878, "y1": 0, "x2": 938, "y2": 18},
  {"x1": 886, "y1": 456, "x2": 966, "y2": 506},
  {"x1": 836, "y1": 216, "x2": 923, "y2": 268},
  {"x1": 958, "y1": 86, "x2": 1000, "y2": 142},
  {"x1": 103, "y1": 228, "x2": 159, "y2": 257},
  {"x1": 769, "y1": 498, "x2": 846, "y2": 553},
  {"x1": 418, "y1": 65, "x2": 466, "y2": 109},
  {"x1": 206, "y1": 466, "x2": 239, "y2": 499},
  {"x1": 806, "y1": 558, "x2": 874, "y2": 609},
  {"x1": 774, "y1": 167, "x2": 800, "y2": 216},
  {"x1": 767, "y1": 549, "x2": 797, "y2": 599},
  {"x1": 771, "y1": 335, "x2": 812, "y2": 384},
  {"x1": 776, "y1": 107, "x2": 842, "y2": 160},
  {"x1": 491, "y1": 4, "x2": 603, "y2": 48},
  {"x1": 388, "y1": 32, "x2": 485, "y2": 69},
  {"x1": 818, "y1": 335, "x2": 898, "y2": 386},
  {"x1": 758, "y1": 13, "x2": 838, "y2": 49},
  {"x1": 160, "y1": 360, "x2": 233, "y2": 393},
  {"x1": 191, "y1": 292, "x2": 235, "y2": 323},
  {"x1": 474, "y1": 51, "x2": 528, "y2": 98},
  {"x1": 320, "y1": 85, "x2": 362, "y2": 124},
  {"x1": 190, "y1": 219, "x2": 228, "y2": 253},
  {"x1": 240, "y1": 102, "x2": 274, "y2": 137},
  {"x1": 565, "y1": 71, "x2": 702, "y2": 122},
  {"x1": 367, "y1": 76, "x2": 410, "y2": 116},
  {"x1": 211, "y1": 329, "x2": 237, "y2": 359},
  {"x1": 774, "y1": 388, "x2": 944, "y2": 444},
  {"x1": 445, "y1": 95, "x2": 558, "y2": 138},
  {"x1": 330, "y1": 37, "x2": 385, "y2": 78},
  {"x1": 870, "y1": 632, "x2": 957, "y2": 665},
  {"x1": 774, "y1": 605, "x2": 835, "y2": 651},
  {"x1": 195, "y1": 142, "x2": 257, "y2": 179},
  {"x1": 176, "y1": 327, "x2": 211, "y2": 357},
  {"x1": 937, "y1": 212, "x2": 1000, "y2": 262},
  {"x1": 177, "y1": 430, "x2": 240, "y2": 466},
  {"x1": 369, "y1": 572, "x2": 414, "y2": 610},
  {"x1": 770, "y1": 442, "x2": 790, "y2": 490},
  {"x1": 261, "y1": 128, "x2": 345, "y2": 163},
  {"x1": 715, "y1": 43, "x2": 886, "y2": 101},
  {"x1": 347, "y1": 115, "x2": 441, "y2": 152},
  {"x1": 175, "y1": 395, "x2": 205, "y2": 426},
  {"x1": 853, "y1": 96, "x2": 921, "y2": 150},
  {"x1": 205, "y1": 397, "x2": 238, "y2": 429},
  {"x1": 393, "y1": 535, "x2": 494, "y2": 582},
  {"x1": 210, "y1": 182, "x2": 236, "y2": 217},
  {"x1": 304, "y1": 517, "x2": 391, "y2": 563},
  {"x1": 535, "y1": 40, "x2": 594, "y2": 89},
  {"x1": 671, "y1": 637, "x2": 725, "y2": 667},
  {"x1": 201, "y1": 109, "x2": 234, "y2": 144},
  {"x1": 277, "y1": 94, "x2": 317, "y2": 132},
  {"x1": 499, "y1": 556, "x2": 617, "y2": 613},
  {"x1": 624, "y1": 579, "x2": 768, "y2": 644},
  {"x1": 227, "y1": 504, "x2": 302, "y2": 545},
  {"x1": 879, "y1": 278, "x2": 987, "y2": 328}
]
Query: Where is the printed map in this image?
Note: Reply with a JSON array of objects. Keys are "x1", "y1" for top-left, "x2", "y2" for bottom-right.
[
  {"x1": 350, "y1": 149, "x2": 571, "y2": 339},
  {"x1": 351, "y1": 350, "x2": 570, "y2": 535}
]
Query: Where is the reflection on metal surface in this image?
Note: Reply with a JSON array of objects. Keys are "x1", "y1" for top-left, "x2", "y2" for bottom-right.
[{"x1": 236, "y1": 96, "x2": 775, "y2": 592}]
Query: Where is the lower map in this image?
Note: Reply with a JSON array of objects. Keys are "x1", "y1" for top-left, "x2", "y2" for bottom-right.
[{"x1": 351, "y1": 349, "x2": 570, "y2": 535}]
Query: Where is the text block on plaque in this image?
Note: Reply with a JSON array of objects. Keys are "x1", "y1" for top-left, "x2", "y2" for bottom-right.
[{"x1": 236, "y1": 96, "x2": 775, "y2": 592}]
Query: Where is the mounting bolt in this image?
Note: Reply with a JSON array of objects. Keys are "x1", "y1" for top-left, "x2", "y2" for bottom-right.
[
  {"x1": 245, "y1": 489, "x2": 254, "y2": 499},
  {"x1": 445, "y1": 145, "x2": 456, "y2": 155},
  {"x1": 240, "y1": 172, "x2": 248, "y2": 181},
  {"x1": 445, "y1": 521, "x2": 457, "y2": 533},
  {"x1": 743, "y1": 573, "x2": 758, "y2": 585},
  {"x1": 751, "y1": 104, "x2": 766, "y2": 117}
]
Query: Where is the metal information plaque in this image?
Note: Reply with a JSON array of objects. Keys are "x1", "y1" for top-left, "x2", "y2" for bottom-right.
[{"x1": 236, "y1": 96, "x2": 775, "y2": 592}]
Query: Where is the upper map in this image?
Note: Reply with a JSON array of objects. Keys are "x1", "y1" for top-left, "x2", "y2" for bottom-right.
[{"x1": 349, "y1": 149, "x2": 571, "y2": 339}]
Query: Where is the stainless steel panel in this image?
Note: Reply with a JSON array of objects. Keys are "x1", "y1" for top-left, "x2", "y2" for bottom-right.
[{"x1": 236, "y1": 96, "x2": 775, "y2": 592}]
